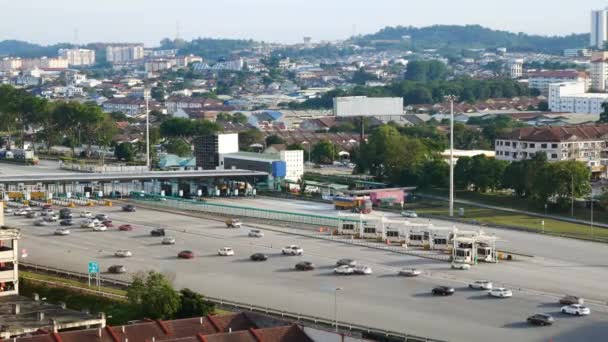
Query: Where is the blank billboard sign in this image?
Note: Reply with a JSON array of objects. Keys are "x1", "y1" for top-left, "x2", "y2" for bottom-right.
[{"x1": 333, "y1": 96, "x2": 403, "y2": 117}]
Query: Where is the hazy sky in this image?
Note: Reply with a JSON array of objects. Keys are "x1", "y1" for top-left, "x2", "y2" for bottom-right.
[{"x1": 2, "y1": 0, "x2": 607, "y2": 46}]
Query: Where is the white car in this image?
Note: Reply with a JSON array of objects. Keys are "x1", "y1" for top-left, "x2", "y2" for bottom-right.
[
  {"x1": 489, "y1": 288, "x2": 513, "y2": 298},
  {"x1": 400, "y1": 210, "x2": 418, "y2": 218},
  {"x1": 34, "y1": 219, "x2": 48, "y2": 226},
  {"x1": 93, "y1": 224, "x2": 107, "y2": 232},
  {"x1": 43, "y1": 214, "x2": 59, "y2": 222},
  {"x1": 114, "y1": 250, "x2": 132, "y2": 257},
  {"x1": 4, "y1": 208, "x2": 13, "y2": 214},
  {"x1": 54, "y1": 228, "x2": 70, "y2": 236},
  {"x1": 248, "y1": 229, "x2": 264, "y2": 238},
  {"x1": 42, "y1": 209, "x2": 55, "y2": 216},
  {"x1": 469, "y1": 280, "x2": 493, "y2": 290},
  {"x1": 80, "y1": 211, "x2": 93, "y2": 218},
  {"x1": 81, "y1": 220, "x2": 95, "y2": 228},
  {"x1": 218, "y1": 247, "x2": 235, "y2": 256},
  {"x1": 162, "y1": 237, "x2": 176, "y2": 245},
  {"x1": 334, "y1": 265, "x2": 355, "y2": 275},
  {"x1": 451, "y1": 262, "x2": 471, "y2": 270},
  {"x1": 561, "y1": 304, "x2": 591, "y2": 316},
  {"x1": 399, "y1": 268, "x2": 422, "y2": 277},
  {"x1": 14, "y1": 210, "x2": 28, "y2": 216},
  {"x1": 353, "y1": 265, "x2": 373, "y2": 275},
  {"x1": 282, "y1": 245, "x2": 303, "y2": 256}
]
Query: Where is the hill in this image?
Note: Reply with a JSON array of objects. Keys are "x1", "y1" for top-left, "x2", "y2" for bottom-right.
[{"x1": 0, "y1": 40, "x2": 73, "y2": 58}]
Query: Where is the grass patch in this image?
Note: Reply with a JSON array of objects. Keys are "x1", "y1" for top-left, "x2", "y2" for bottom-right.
[{"x1": 20, "y1": 270, "x2": 127, "y2": 296}]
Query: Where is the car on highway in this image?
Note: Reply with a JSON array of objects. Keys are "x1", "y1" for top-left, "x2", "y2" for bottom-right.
[
  {"x1": 295, "y1": 261, "x2": 315, "y2": 271},
  {"x1": 354, "y1": 265, "x2": 373, "y2": 275},
  {"x1": 336, "y1": 259, "x2": 357, "y2": 267},
  {"x1": 43, "y1": 214, "x2": 59, "y2": 222},
  {"x1": 4, "y1": 208, "x2": 13, "y2": 214},
  {"x1": 42, "y1": 204, "x2": 53, "y2": 210},
  {"x1": 108, "y1": 265, "x2": 127, "y2": 274},
  {"x1": 527, "y1": 313, "x2": 554, "y2": 326},
  {"x1": 399, "y1": 268, "x2": 422, "y2": 277},
  {"x1": 80, "y1": 211, "x2": 93, "y2": 218},
  {"x1": 218, "y1": 247, "x2": 235, "y2": 256},
  {"x1": 14, "y1": 209, "x2": 28, "y2": 216},
  {"x1": 334, "y1": 265, "x2": 355, "y2": 275},
  {"x1": 282, "y1": 245, "x2": 303, "y2": 256},
  {"x1": 469, "y1": 280, "x2": 493, "y2": 290},
  {"x1": 122, "y1": 204, "x2": 136, "y2": 212},
  {"x1": 432, "y1": 286, "x2": 455, "y2": 296},
  {"x1": 151, "y1": 228, "x2": 166, "y2": 236},
  {"x1": 559, "y1": 295, "x2": 584, "y2": 305},
  {"x1": 59, "y1": 219, "x2": 74, "y2": 226},
  {"x1": 248, "y1": 229, "x2": 264, "y2": 238},
  {"x1": 400, "y1": 210, "x2": 418, "y2": 218},
  {"x1": 489, "y1": 288, "x2": 513, "y2": 298},
  {"x1": 26, "y1": 211, "x2": 39, "y2": 219},
  {"x1": 59, "y1": 209, "x2": 73, "y2": 219},
  {"x1": 561, "y1": 304, "x2": 591, "y2": 316},
  {"x1": 114, "y1": 250, "x2": 132, "y2": 257},
  {"x1": 54, "y1": 228, "x2": 70, "y2": 236},
  {"x1": 250, "y1": 253, "x2": 268, "y2": 261},
  {"x1": 95, "y1": 214, "x2": 109, "y2": 221},
  {"x1": 451, "y1": 262, "x2": 471, "y2": 270},
  {"x1": 118, "y1": 224, "x2": 133, "y2": 231},
  {"x1": 81, "y1": 220, "x2": 96, "y2": 228},
  {"x1": 162, "y1": 236, "x2": 176, "y2": 245},
  {"x1": 225, "y1": 218, "x2": 242, "y2": 228},
  {"x1": 102, "y1": 221, "x2": 113, "y2": 228},
  {"x1": 34, "y1": 219, "x2": 48, "y2": 226},
  {"x1": 93, "y1": 224, "x2": 108, "y2": 232},
  {"x1": 42, "y1": 209, "x2": 55, "y2": 216},
  {"x1": 178, "y1": 250, "x2": 194, "y2": 259}
]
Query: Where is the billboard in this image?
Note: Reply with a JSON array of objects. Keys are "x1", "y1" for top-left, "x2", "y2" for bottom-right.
[{"x1": 333, "y1": 96, "x2": 403, "y2": 117}]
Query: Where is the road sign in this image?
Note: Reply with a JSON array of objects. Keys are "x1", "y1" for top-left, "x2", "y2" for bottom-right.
[{"x1": 88, "y1": 261, "x2": 99, "y2": 274}]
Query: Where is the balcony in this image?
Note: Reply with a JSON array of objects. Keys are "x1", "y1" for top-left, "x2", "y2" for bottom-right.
[
  {"x1": 0, "y1": 269, "x2": 17, "y2": 282},
  {"x1": 0, "y1": 248, "x2": 16, "y2": 261}
]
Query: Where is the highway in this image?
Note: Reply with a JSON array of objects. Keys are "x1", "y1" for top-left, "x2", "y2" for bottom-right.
[{"x1": 7, "y1": 202, "x2": 608, "y2": 342}]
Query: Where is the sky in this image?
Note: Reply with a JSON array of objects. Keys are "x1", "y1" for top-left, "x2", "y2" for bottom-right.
[{"x1": 1, "y1": 0, "x2": 607, "y2": 46}]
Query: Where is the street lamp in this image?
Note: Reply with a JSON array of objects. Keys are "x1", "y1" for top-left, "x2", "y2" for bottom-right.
[
  {"x1": 144, "y1": 88, "x2": 151, "y2": 170},
  {"x1": 444, "y1": 95, "x2": 458, "y2": 217},
  {"x1": 334, "y1": 287, "x2": 342, "y2": 333},
  {"x1": 590, "y1": 188, "x2": 595, "y2": 238}
]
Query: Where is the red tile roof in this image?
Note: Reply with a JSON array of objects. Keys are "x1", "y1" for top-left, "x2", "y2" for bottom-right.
[{"x1": 501, "y1": 125, "x2": 608, "y2": 142}]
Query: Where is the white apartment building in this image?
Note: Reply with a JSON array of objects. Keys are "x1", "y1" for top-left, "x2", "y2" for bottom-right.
[
  {"x1": 507, "y1": 59, "x2": 523, "y2": 79},
  {"x1": 528, "y1": 71, "x2": 589, "y2": 94},
  {"x1": 176, "y1": 55, "x2": 203, "y2": 68},
  {"x1": 591, "y1": 51, "x2": 608, "y2": 91},
  {"x1": 0, "y1": 58, "x2": 22, "y2": 72},
  {"x1": 58, "y1": 48, "x2": 96, "y2": 66},
  {"x1": 106, "y1": 45, "x2": 144, "y2": 64},
  {"x1": 280, "y1": 150, "x2": 304, "y2": 182},
  {"x1": 144, "y1": 58, "x2": 176, "y2": 73},
  {"x1": 563, "y1": 48, "x2": 591, "y2": 58},
  {"x1": 21, "y1": 57, "x2": 68, "y2": 70},
  {"x1": 102, "y1": 97, "x2": 156, "y2": 116},
  {"x1": 548, "y1": 81, "x2": 608, "y2": 114},
  {"x1": 0, "y1": 225, "x2": 21, "y2": 297},
  {"x1": 591, "y1": 8, "x2": 608, "y2": 49},
  {"x1": 165, "y1": 96, "x2": 224, "y2": 114}
]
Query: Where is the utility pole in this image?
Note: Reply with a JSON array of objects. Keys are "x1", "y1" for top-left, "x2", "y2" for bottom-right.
[
  {"x1": 591, "y1": 189, "x2": 594, "y2": 238},
  {"x1": 444, "y1": 95, "x2": 458, "y2": 217},
  {"x1": 145, "y1": 88, "x2": 150, "y2": 169},
  {"x1": 571, "y1": 173, "x2": 574, "y2": 217},
  {"x1": 334, "y1": 287, "x2": 342, "y2": 333}
]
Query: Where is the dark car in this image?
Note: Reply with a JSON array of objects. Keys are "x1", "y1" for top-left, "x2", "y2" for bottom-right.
[
  {"x1": 122, "y1": 204, "x2": 136, "y2": 212},
  {"x1": 102, "y1": 220, "x2": 113, "y2": 228},
  {"x1": 250, "y1": 253, "x2": 268, "y2": 261},
  {"x1": 59, "y1": 211, "x2": 73, "y2": 219},
  {"x1": 59, "y1": 219, "x2": 74, "y2": 226},
  {"x1": 119, "y1": 224, "x2": 133, "y2": 231},
  {"x1": 95, "y1": 214, "x2": 109, "y2": 221},
  {"x1": 108, "y1": 265, "x2": 126, "y2": 274},
  {"x1": 26, "y1": 211, "x2": 38, "y2": 219},
  {"x1": 432, "y1": 286, "x2": 455, "y2": 296},
  {"x1": 295, "y1": 261, "x2": 315, "y2": 271},
  {"x1": 178, "y1": 250, "x2": 194, "y2": 259},
  {"x1": 151, "y1": 228, "x2": 166, "y2": 236},
  {"x1": 527, "y1": 313, "x2": 554, "y2": 326}
]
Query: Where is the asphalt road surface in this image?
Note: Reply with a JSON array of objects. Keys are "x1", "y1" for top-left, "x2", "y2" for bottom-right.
[{"x1": 7, "y1": 204, "x2": 608, "y2": 342}]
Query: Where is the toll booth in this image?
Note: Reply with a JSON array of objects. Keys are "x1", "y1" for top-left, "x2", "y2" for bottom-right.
[
  {"x1": 430, "y1": 227, "x2": 455, "y2": 251},
  {"x1": 407, "y1": 229, "x2": 427, "y2": 247}
]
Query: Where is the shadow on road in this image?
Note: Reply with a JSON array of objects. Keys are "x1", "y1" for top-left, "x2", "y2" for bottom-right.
[{"x1": 502, "y1": 322, "x2": 532, "y2": 329}]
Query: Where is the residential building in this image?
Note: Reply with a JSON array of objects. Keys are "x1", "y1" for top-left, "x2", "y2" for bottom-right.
[
  {"x1": 591, "y1": 51, "x2": 608, "y2": 91},
  {"x1": 0, "y1": 58, "x2": 22, "y2": 72},
  {"x1": 58, "y1": 48, "x2": 96, "y2": 66},
  {"x1": 507, "y1": 59, "x2": 524, "y2": 79},
  {"x1": 166, "y1": 96, "x2": 225, "y2": 114},
  {"x1": 144, "y1": 58, "x2": 176, "y2": 72},
  {"x1": 591, "y1": 8, "x2": 608, "y2": 49},
  {"x1": 548, "y1": 81, "x2": 608, "y2": 114},
  {"x1": 101, "y1": 97, "x2": 158, "y2": 116},
  {"x1": 280, "y1": 150, "x2": 304, "y2": 181},
  {"x1": 0, "y1": 226, "x2": 19, "y2": 297},
  {"x1": 527, "y1": 70, "x2": 589, "y2": 94},
  {"x1": 194, "y1": 133, "x2": 239, "y2": 170},
  {"x1": 563, "y1": 48, "x2": 591, "y2": 58},
  {"x1": 20, "y1": 57, "x2": 68, "y2": 70},
  {"x1": 105, "y1": 45, "x2": 144, "y2": 64},
  {"x1": 176, "y1": 54, "x2": 203, "y2": 68}
]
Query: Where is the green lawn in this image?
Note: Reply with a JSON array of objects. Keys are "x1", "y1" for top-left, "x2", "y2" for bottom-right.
[{"x1": 20, "y1": 270, "x2": 127, "y2": 297}]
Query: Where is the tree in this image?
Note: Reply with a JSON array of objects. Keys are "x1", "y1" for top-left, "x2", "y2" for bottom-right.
[
  {"x1": 287, "y1": 143, "x2": 304, "y2": 150},
  {"x1": 160, "y1": 118, "x2": 222, "y2": 138},
  {"x1": 311, "y1": 140, "x2": 336, "y2": 164},
  {"x1": 165, "y1": 138, "x2": 192, "y2": 157},
  {"x1": 231, "y1": 112, "x2": 247, "y2": 124},
  {"x1": 265, "y1": 135, "x2": 284, "y2": 146},
  {"x1": 127, "y1": 271, "x2": 180, "y2": 319},
  {"x1": 599, "y1": 102, "x2": 608, "y2": 123},
  {"x1": 238, "y1": 129, "x2": 263, "y2": 150},
  {"x1": 175, "y1": 288, "x2": 215, "y2": 319},
  {"x1": 109, "y1": 111, "x2": 128, "y2": 121},
  {"x1": 351, "y1": 68, "x2": 377, "y2": 85},
  {"x1": 114, "y1": 143, "x2": 136, "y2": 162},
  {"x1": 538, "y1": 101, "x2": 549, "y2": 112}
]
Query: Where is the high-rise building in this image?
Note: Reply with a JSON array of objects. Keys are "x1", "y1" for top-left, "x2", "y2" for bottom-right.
[
  {"x1": 106, "y1": 45, "x2": 144, "y2": 64},
  {"x1": 507, "y1": 59, "x2": 523, "y2": 79},
  {"x1": 591, "y1": 51, "x2": 608, "y2": 91},
  {"x1": 58, "y1": 48, "x2": 96, "y2": 66},
  {"x1": 591, "y1": 8, "x2": 608, "y2": 49},
  {"x1": 194, "y1": 133, "x2": 239, "y2": 170}
]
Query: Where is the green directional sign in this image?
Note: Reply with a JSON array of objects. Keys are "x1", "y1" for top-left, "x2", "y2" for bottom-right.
[{"x1": 88, "y1": 261, "x2": 99, "y2": 274}]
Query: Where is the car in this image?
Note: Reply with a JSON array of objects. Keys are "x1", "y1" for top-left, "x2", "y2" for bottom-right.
[
  {"x1": 95, "y1": 214, "x2": 109, "y2": 221},
  {"x1": 3, "y1": 208, "x2": 13, "y2": 214},
  {"x1": 469, "y1": 280, "x2": 493, "y2": 290},
  {"x1": 43, "y1": 214, "x2": 59, "y2": 222},
  {"x1": 399, "y1": 268, "x2": 422, "y2": 277},
  {"x1": 489, "y1": 288, "x2": 513, "y2": 298},
  {"x1": 102, "y1": 221, "x2": 113, "y2": 228},
  {"x1": 451, "y1": 262, "x2": 471, "y2": 270},
  {"x1": 122, "y1": 204, "x2": 136, "y2": 212},
  {"x1": 218, "y1": 247, "x2": 235, "y2": 256},
  {"x1": 151, "y1": 228, "x2": 166, "y2": 236},
  {"x1": 561, "y1": 304, "x2": 591, "y2": 316},
  {"x1": 107, "y1": 265, "x2": 127, "y2": 274},
  {"x1": 559, "y1": 295, "x2": 584, "y2": 305},
  {"x1": 81, "y1": 221, "x2": 95, "y2": 228},
  {"x1": 400, "y1": 210, "x2": 418, "y2": 218},
  {"x1": 60, "y1": 220, "x2": 74, "y2": 226},
  {"x1": 93, "y1": 224, "x2": 107, "y2": 232},
  {"x1": 353, "y1": 265, "x2": 373, "y2": 275},
  {"x1": 250, "y1": 253, "x2": 268, "y2": 261},
  {"x1": 118, "y1": 224, "x2": 133, "y2": 231},
  {"x1": 527, "y1": 313, "x2": 554, "y2": 326},
  {"x1": 54, "y1": 228, "x2": 70, "y2": 236},
  {"x1": 59, "y1": 210, "x2": 73, "y2": 219},
  {"x1": 248, "y1": 229, "x2": 264, "y2": 238},
  {"x1": 295, "y1": 261, "x2": 315, "y2": 271},
  {"x1": 282, "y1": 245, "x2": 303, "y2": 256},
  {"x1": 162, "y1": 236, "x2": 176, "y2": 245},
  {"x1": 14, "y1": 209, "x2": 28, "y2": 216},
  {"x1": 25, "y1": 211, "x2": 39, "y2": 219},
  {"x1": 432, "y1": 286, "x2": 455, "y2": 296},
  {"x1": 80, "y1": 211, "x2": 93, "y2": 218},
  {"x1": 178, "y1": 250, "x2": 194, "y2": 259},
  {"x1": 336, "y1": 258, "x2": 357, "y2": 267},
  {"x1": 114, "y1": 250, "x2": 132, "y2": 257},
  {"x1": 225, "y1": 218, "x2": 242, "y2": 228},
  {"x1": 42, "y1": 209, "x2": 55, "y2": 216},
  {"x1": 334, "y1": 265, "x2": 355, "y2": 275},
  {"x1": 42, "y1": 204, "x2": 53, "y2": 210},
  {"x1": 34, "y1": 219, "x2": 48, "y2": 226}
]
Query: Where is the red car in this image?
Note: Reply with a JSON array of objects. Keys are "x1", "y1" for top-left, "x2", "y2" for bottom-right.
[
  {"x1": 178, "y1": 250, "x2": 194, "y2": 259},
  {"x1": 118, "y1": 224, "x2": 133, "y2": 231},
  {"x1": 42, "y1": 204, "x2": 53, "y2": 210},
  {"x1": 102, "y1": 221, "x2": 114, "y2": 228}
]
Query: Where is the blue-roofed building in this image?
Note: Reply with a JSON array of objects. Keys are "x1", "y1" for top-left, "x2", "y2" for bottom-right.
[{"x1": 248, "y1": 110, "x2": 284, "y2": 128}]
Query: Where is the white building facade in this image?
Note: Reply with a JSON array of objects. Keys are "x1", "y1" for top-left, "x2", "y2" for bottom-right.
[
  {"x1": 507, "y1": 59, "x2": 524, "y2": 79},
  {"x1": 591, "y1": 51, "x2": 608, "y2": 92},
  {"x1": 528, "y1": 71, "x2": 589, "y2": 94},
  {"x1": 591, "y1": 8, "x2": 608, "y2": 49},
  {"x1": 58, "y1": 48, "x2": 96, "y2": 66},
  {"x1": 106, "y1": 45, "x2": 145, "y2": 64},
  {"x1": 548, "y1": 81, "x2": 608, "y2": 114},
  {"x1": 280, "y1": 150, "x2": 304, "y2": 182}
]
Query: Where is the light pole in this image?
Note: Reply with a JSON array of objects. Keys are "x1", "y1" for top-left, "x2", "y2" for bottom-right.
[
  {"x1": 590, "y1": 188, "x2": 594, "y2": 238},
  {"x1": 334, "y1": 287, "x2": 342, "y2": 333},
  {"x1": 444, "y1": 95, "x2": 458, "y2": 217},
  {"x1": 144, "y1": 88, "x2": 151, "y2": 170},
  {"x1": 571, "y1": 173, "x2": 574, "y2": 217}
]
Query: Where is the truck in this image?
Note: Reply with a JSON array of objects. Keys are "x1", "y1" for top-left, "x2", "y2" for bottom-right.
[{"x1": 333, "y1": 196, "x2": 372, "y2": 214}]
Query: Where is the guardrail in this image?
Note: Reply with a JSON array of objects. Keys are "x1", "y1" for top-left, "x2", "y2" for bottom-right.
[{"x1": 19, "y1": 262, "x2": 445, "y2": 342}]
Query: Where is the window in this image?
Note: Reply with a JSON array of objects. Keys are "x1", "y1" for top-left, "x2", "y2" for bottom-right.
[
  {"x1": 386, "y1": 231, "x2": 399, "y2": 237},
  {"x1": 342, "y1": 223, "x2": 355, "y2": 231},
  {"x1": 541, "y1": 144, "x2": 547, "y2": 148},
  {"x1": 530, "y1": 143, "x2": 535, "y2": 148},
  {"x1": 364, "y1": 227, "x2": 376, "y2": 234},
  {"x1": 551, "y1": 144, "x2": 558, "y2": 148},
  {"x1": 505, "y1": 141, "x2": 511, "y2": 146},
  {"x1": 551, "y1": 154, "x2": 558, "y2": 159}
]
